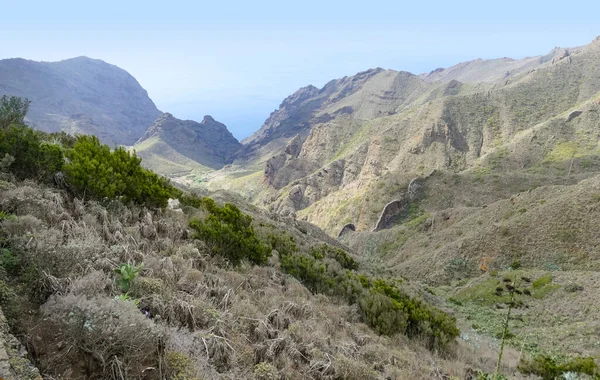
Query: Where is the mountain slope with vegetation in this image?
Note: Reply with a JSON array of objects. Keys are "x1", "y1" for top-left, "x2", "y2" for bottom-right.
[
  {"x1": 195, "y1": 37, "x2": 600, "y2": 376},
  {"x1": 0, "y1": 96, "x2": 545, "y2": 379}
]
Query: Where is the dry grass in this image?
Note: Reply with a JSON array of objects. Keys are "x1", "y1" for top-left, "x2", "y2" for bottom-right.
[{"x1": 0, "y1": 181, "x2": 510, "y2": 379}]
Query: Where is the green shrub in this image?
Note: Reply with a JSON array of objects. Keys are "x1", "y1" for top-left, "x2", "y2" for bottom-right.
[
  {"x1": 278, "y1": 249, "x2": 459, "y2": 349},
  {"x1": 64, "y1": 135, "x2": 179, "y2": 208},
  {"x1": 532, "y1": 275, "x2": 552, "y2": 289},
  {"x1": 189, "y1": 198, "x2": 269, "y2": 265},
  {"x1": 309, "y1": 244, "x2": 359, "y2": 270},
  {"x1": 0, "y1": 125, "x2": 65, "y2": 181},
  {"x1": 114, "y1": 263, "x2": 143, "y2": 293},
  {"x1": 518, "y1": 355, "x2": 599, "y2": 379},
  {"x1": 0, "y1": 248, "x2": 20, "y2": 275}
]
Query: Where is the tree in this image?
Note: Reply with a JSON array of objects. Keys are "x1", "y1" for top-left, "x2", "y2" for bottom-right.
[{"x1": 0, "y1": 95, "x2": 30, "y2": 129}]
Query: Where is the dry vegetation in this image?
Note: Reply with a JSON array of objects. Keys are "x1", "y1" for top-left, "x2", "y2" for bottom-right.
[{"x1": 0, "y1": 179, "x2": 526, "y2": 379}]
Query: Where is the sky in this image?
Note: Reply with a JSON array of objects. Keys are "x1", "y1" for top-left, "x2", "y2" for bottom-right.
[{"x1": 2, "y1": 0, "x2": 600, "y2": 140}]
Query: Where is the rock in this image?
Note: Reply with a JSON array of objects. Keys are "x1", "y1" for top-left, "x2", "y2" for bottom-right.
[
  {"x1": 337, "y1": 223, "x2": 356, "y2": 238},
  {"x1": 373, "y1": 198, "x2": 410, "y2": 231},
  {"x1": 167, "y1": 198, "x2": 181, "y2": 210},
  {"x1": 285, "y1": 134, "x2": 303, "y2": 158},
  {"x1": 566, "y1": 110, "x2": 583, "y2": 122}
]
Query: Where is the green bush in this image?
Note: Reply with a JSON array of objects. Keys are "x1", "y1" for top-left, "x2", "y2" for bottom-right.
[
  {"x1": 189, "y1": 198, "x2": 270, "y2": 265},
  {"x1": 532, "y1": 275, "x2": 552, "y2": 289},
  {"x1": 518, "y1": 355, "x2": 599, "y2": 379},
  {"x1": 278, "y1": 249, "x2": 459, "y2": 349},
  {"x1": 0, "y1": 248, "x2": 20, "y2": 276},
  {"x1": 309, "y1": 244, "x2": 359, "y2": 270},
  {"x1": 114, "y1": 263, "x2": 143, "y2": 293},
  {"x1": 0, "y1": 125, "x2": 65, "y2": 181},
  {"x1": 64, "y1": 135, "x2": 179, "y2": 208}
]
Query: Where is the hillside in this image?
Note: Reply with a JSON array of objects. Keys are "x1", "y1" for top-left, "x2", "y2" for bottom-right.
[
  {"x1": 0, "y1": 115, "x2": 517, "y2": 378},
  {"x1": 191, "y1": 37, "x2": 600, "y2": 373},
  {"x1": 0, "y1": 56, "x2": 161, "y2": 146},
  {"x1": 203, "y1": 36, "x2": 600, "y2": 234},
  {"x1": 133, "y1": 113, "x2": 241, "y2": 179}
]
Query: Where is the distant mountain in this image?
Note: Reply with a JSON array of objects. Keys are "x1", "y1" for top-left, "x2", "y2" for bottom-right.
[
  {"x1": 134, "y1": 113, "x2": 241, "y2": 177},
  {"x1": 0, "y1": 56, "x2": 161, "y2": 145}
]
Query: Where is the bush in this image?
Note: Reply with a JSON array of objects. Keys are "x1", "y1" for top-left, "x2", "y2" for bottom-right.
[
  {"x1": 309, "y1": 244, "x2": 359, "y2": 270},
  {"x1": 278, "y1": 249, "x2": 459, "y2": 349},
  {"x1": 518, "y1": 355, "x2": 599, "y2": 379},
  {"x1": 0, "y1": 125, "x2": 64, "y2": 181},
  {"x1": 42, "y1": 294, "x2": 164, "y2": 379},
  {"x1": 64, "y1": 135, "x2": 180, "y2": 208},
  {"x1": 189, "y1": 198, "x2": 270, "y2": 265}
]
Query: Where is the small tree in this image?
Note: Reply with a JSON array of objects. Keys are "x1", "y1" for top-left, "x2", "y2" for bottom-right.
[{"x1": 0, "y1": 95, "x2": 30, "y2": 129}]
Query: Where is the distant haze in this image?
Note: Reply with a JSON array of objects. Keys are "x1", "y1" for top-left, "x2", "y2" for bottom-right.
[{"x1": 2, "y1": 0, "x2": 599, "y2": 139}]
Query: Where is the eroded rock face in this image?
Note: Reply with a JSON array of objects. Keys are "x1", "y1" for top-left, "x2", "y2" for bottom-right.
[
  {"x1": 373, "y1": 173, "x2": 433, "y2": 231},
  {"x1": 337, "y1": 223, "x2": 356, "y2": 238},
  {"x1": 373, "y1": 198, "x2": 410, "y2": 231},
  {"x1": 566, "y1": 110, "x2": 583, "y2": 122}
]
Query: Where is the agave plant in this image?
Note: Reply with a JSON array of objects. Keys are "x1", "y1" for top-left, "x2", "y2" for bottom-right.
[{"x1": 114, "y1": 263, "x2": 143, "y2": 293}]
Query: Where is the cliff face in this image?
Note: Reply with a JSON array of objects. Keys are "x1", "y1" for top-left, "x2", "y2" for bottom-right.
[{"x1": 0, "y1": 56, "x2": 161, "y2": 146}]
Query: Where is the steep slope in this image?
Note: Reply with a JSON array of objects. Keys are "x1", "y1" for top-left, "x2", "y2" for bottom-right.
[
  {"x1": 0, "y1": 56, "x2": 160, "y2": 145},
  {"x1": 134, "y1": 113, "x2": 241, "y2": 177}
]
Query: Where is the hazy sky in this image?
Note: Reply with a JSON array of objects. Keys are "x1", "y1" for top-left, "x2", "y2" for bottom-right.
[{"x1": 2, "y1": 0, "x2": 599, "y2": 139}]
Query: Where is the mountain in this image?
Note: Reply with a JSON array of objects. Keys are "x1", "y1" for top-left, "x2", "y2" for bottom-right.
[
  {"x1": 0, "y1": 56, "x2": 161, "y2": 145},
  {"x1": 134, "y1": 113, "x2": 241, "y2": 178},
  {"x1": 207, "y1": 36, "x2": 600, "y2": 232},
  {"x1": 198, "y1": 36, "x2": 600, "y2": 364}
]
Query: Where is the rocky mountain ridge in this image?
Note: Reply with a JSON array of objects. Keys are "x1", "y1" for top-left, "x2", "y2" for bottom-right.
[
  {"x1": 0, "y1": 56, "x2": 161, "y2": 146},
  {"x1": 133, "y1": 113, "x2": 241, "y2": 177}
]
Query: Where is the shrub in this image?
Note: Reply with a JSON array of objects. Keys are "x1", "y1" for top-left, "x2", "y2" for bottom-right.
[
  {"x1": 64, "y1": 135, "x2": 179, "y2": 208},
  {"x1": 278, "y1": 250, "x2": 459, "y2": 349},
  {"x1": 532, "y1": 275, "x2": 552, "y2": 289},
  {"x1": 0, "y1": 280, "x2": 21, "y2": 329},
  {"x1": 189, "y1": 199, "x2": 269, "y2": 265},
  {"x1": 42, "y1": 294, "x2": 164, "y2": 379},
  {"x1": 518, "y1": 355, "x2": 599, "y2": 379},
  {"x1": 0, "y1": 248, "x2": 20, "y2": 275},
  {"x1": 0, "y1": 124, "x2": 64, "y2": 181},
  {"x1": 114, "y1": 263, "x2": 143, "y2": 293},
  {"x1": 309, "y1": 244, "x2": 359, "y2": 270},
  {"x1": 165, "y1": 351, "x2": 200, "y2": 380},
  {"x1": 254, "y1": 362, "x2": 279, "y2": 380}
]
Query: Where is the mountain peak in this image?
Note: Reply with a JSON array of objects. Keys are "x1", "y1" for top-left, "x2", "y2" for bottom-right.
[
  {"x1": 202, "y1": 115, "x2": 216, "y2": 123},
  {"x1": 0, "y1": 56, "x2": 160, "y2": 145},
  {"x1": 135, "y1": 113, "x2": 241, "y2": 173}
]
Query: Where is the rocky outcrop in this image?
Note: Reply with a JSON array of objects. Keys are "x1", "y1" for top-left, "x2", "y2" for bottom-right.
[
  {"x1": 373, "y1": 173, "x2": 433, "y2": 231},
  {"x1": 0, "y1": 308, "x2": 41, "y2": 379},
  {"x1": 0, "y1": 56, "x2": 161, "y2": 146},
  {"x1": 566, "y1": 110, "x2": 583, "y2": 122},
  {"x1": 337, "y1": 223, "x2": 356, "y2": 238}
]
